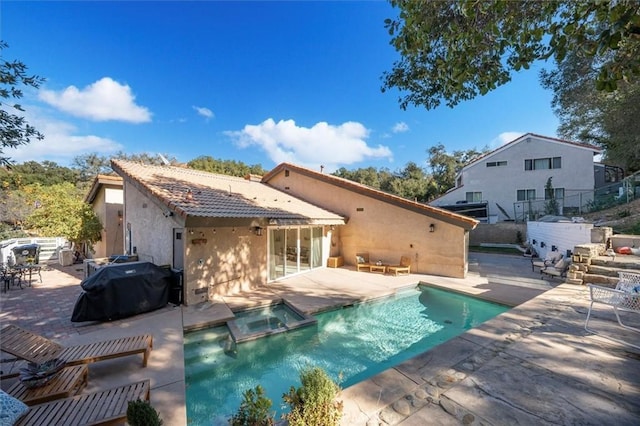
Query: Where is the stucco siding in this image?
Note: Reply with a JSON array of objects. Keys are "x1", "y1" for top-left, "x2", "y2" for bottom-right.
[
  {"x1": 268, "y1": 170, "x2": 468, "y2": 278},
  {"x1": 124, "y1": 183, "x2": 180, "y2": 267},
  {"x1": 433, "y1": 136, "x2": 598, "y2": 221},
  {"x1": 184, "y1": 226, "x2": 267, "y2": 305}
]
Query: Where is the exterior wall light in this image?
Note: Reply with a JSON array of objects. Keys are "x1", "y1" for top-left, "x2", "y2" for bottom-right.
[
  {"x1": 254, "y1": 227, "x2": 263, "y2": 236},
  {"x1": 429, "y1": 223, "x2": 435, "y2": 233},
  {"x1": 540, "y1": 242, "x2": 546, "y2": 248}
]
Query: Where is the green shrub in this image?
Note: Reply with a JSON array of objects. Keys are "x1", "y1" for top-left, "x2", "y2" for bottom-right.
[
  {"x1": 618, "y1": 209, "x2": 631, "y2": 218},
  {"x1": 282, "y1": 367, "x2": 343, "y2": 426},
  {"x1": 230, "y1": 385, "x2": 274, "y2": 426},
  {"x1": 126, "y1": 399, "x2": 163, "y2": 426}
]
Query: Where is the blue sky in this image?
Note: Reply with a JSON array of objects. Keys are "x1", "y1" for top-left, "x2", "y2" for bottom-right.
[{"x1": 2, "y1": 1, "x2": 560, "y2": 172}]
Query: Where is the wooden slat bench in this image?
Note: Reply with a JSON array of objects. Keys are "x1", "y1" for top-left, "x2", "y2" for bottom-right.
[
  {"x1": 15, "y1": 379, "x2": 150, "y2": 426},
  {"x1": 1, "y1": 325, "x2": 153, "y2": 373},
  {"x1": 7, "y1": 365, "x2": 88, "y2": 406}
]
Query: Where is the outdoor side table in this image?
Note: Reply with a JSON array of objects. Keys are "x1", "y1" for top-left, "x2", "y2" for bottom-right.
[
  {"x1": 7, "y1": 364, "x2": 88, "y2": 405},
  {"x1": 370, "y1": 264, "x2": 387, "y2": 274}
]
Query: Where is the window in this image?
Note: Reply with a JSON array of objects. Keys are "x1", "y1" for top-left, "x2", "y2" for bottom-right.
[
  {"x1": 545, "y1": 188, "x2": 564, "y2": 199},
  {"x1": 465, "y1": 192, "x2": 482, "y2": 202},
  {"x1": 486, "y1": 161, "x2": 507, "y2": 167},
  {"x1": 517, "y1": 189, "x2": 536, "y2": 201},
  {"x1": 525, "y1": 157, "x2": 561, "y2": 170}
]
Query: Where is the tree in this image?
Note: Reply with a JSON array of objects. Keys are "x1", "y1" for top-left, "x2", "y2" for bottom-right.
[
  {"x1": 23, "y1": 182, "x2": 102, "y2": 248},
  {"x1": 383, "y1": 1, "x2": 640, "y2": 110},
  {"x1": 540, "y1": 49, "x2": 640, "y2": 172},
  {"x1": 543, "y1": 177, "x2": 560, "y2": 215},
  {"x1": 0, "y1": 160, "x2": 79, "y2": 190},
  {"x1": 426, "y1": 144, "x2": 486, "y2": 200},
  {"x1": 1, "y1": 41, "x2": 45, "y2": 166},
  {"x1": 187, "y1": 156, "x2": 265, "y2": 177},
  {"x1": 71, "y1": 152, "x2": 179, "y2": 185}
]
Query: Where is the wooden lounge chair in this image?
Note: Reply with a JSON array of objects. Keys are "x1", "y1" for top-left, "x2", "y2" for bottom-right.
[
  {"x1": 7, "y1": 364, "x2": 88, "y2": 406},
  {"x1": 1, "y1": 325, "x2": 153, "y2": 371},
  {"x1": 14, "y1": 379, "x2": 150, "y2": 426},
  {"x1": 388, "y1": 256, "x2": 412, "y2": 276},
  {"x1": 355, "y1": 252, "x2": 371, "y2": 272}
]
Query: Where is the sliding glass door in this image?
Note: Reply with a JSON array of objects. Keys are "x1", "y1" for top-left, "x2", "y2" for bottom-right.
[{"x1": 268, "y1": 226, "x2": 323, "y2": 281}]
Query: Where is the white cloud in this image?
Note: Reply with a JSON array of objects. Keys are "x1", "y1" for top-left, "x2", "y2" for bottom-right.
[
  {"x1": 193, "y1": 106, "x2": 214, "y2": 120},
  {"x1": 39, "y1": 77, "x2": 151, "y2": 123},
  {"x1": 226, "y1": 118, "x2": 392, "y2": 172},
  {"x1": 490, "y1": 131, "x2": 524, "y2": 148},
  {"x1": 392, "y1": 122, "x2": 409, "y2": 133},
  {"x1": 6, "y1": 107, "x2": 123, "y2": 165}
]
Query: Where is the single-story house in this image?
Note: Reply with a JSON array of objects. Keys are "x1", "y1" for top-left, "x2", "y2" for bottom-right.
[{"x1": 111, "y1": 160, "x2": 478, "y2": 306}]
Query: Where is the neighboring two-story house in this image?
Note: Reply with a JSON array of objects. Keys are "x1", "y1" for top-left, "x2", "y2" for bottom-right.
[{"x1": 430, "y1": 133, "x2": 602, "y2": 222}]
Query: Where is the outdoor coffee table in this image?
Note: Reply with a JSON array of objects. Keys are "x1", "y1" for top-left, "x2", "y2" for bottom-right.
[
  {"x1": 370, "y1": 264, "x2": 387, "y2": 273},
  {"x1": 7, "y1": 364, "x2": 88, "y2": 405}
]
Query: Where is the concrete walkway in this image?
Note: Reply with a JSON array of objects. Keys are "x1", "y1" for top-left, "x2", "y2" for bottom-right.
[{"x1": 1, "y1": 253, "x2": 639, "y2": 425}]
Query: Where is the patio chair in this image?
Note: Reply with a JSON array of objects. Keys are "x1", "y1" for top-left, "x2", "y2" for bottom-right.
[
  {"x1": 531, "y1": 251, "x2": 563, "y2": 272},
  {"x1": 617, "y1": 271, "x2": 640, "y2": 293},
  {"x1": 0, "y1": 325, "x2": 153, "y2": 374},
  {"x1": 14, "y1": 379, "x2": 150, "y2": 426},
  {"x1": 540, "y1": 257, "x2": 570, "y2": 280},
  {"x1": 584, "y1": 284, "x2": 640, "y2": 349},
  {"x1": 355, "y1": 252, "x2": 371, "y2": 272},
  {"x1": 387, "y1": 256, "x2": 412, "y2": 276}
]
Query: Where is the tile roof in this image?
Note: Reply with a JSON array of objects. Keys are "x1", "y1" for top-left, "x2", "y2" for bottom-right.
[
  {"x1": 262, "y1": 163, "x2": 479, "y2": 230},
  {"x1": 111, "y1": 160, "x2": 345, "y2": 224},
  {"x1": 463, "y1": 133, "x2": 602, "y2": 168}
]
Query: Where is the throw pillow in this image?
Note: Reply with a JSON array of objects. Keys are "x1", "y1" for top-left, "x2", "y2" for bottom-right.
[
  {"x1": 0, "y1": 390, "x2": 29, "y2": 426},
  {"x1": 554, "y1": 259, "x2": 566, "y2": 270},
  {"x1": 356, "y1": 256, "x2": 365, "y2": 264}
]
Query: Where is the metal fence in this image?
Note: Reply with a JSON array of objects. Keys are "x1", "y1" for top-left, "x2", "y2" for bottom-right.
[{"x1": 512, "y1": 171, "x2": 640, "y2": 223}]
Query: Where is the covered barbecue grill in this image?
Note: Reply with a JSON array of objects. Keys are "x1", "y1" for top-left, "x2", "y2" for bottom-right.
[{"x1": 71, "y1": 261, "x2": 171, "y2": 322}]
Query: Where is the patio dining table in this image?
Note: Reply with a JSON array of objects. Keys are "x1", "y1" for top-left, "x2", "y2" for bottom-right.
[{"x1": 14, "y1": 264, "x2": 43, "y2": 287}]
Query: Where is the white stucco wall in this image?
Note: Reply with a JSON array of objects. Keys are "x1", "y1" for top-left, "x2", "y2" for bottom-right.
[
  {"x1": 433, "y1": 136, "x2": 598, "y2": 221},
  {"x1": 526, "y1": 221, "x2": 594, "y2": 259}
]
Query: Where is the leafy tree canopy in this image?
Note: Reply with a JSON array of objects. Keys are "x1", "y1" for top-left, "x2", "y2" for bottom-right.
[
  {"x1": 187, "y1": 155, "x2": 266, "y2": 177},
  {"x1": 383, "y1": 1, "x2": 640, "y2": 110},
  {"x1": 540, "y1": 49, "x2": 640, "y2": 173},
  {"x1": 0, "y1": 160, "x2": 79, "y2": 190},
  {"x1": 426, "y1": 144, "x2": 487, "y2": 199},
  {"x1": 1, "y1": 41, "x2": 45, "y2": 166},
  {"x1": 23, "y1": 182, "x2": 102, "y2": 246},
  {"x1": 72, "y1": 151, "x2": 179, "y2": 184}
]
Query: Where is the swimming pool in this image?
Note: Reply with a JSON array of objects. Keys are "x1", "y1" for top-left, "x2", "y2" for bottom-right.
[{"x1": 184, "y1": 285, "x2": 509, "y2": 425}]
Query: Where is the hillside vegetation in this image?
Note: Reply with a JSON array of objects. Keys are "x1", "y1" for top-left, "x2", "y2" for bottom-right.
[{"x1": 581, "y1": 198, "x2": 640, "y2": 235}]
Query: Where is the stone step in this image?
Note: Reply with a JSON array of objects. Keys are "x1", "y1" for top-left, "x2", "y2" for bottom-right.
[
  {"x1": 587, "y1": 264, "x2": 640, "y2": 278},
  {"x1": 590, "y1": 256, "x2": 640, "y2": 270},
  {"x1": 582, "y1": 273, "x2": 619, "y2": 286}
]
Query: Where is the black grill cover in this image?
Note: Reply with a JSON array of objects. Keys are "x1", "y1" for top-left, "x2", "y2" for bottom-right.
[{"x1": 71, "y1": 261, "x2": 171, "y2": 322}]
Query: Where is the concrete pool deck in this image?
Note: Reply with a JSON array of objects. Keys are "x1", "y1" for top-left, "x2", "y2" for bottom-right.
[{"x1": 1, "y1": 253, "x2": 639, "y2": 425}]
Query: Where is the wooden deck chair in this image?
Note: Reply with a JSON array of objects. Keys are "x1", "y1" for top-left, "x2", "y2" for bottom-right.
[
  {"x1": 1, "y1": 325, "x2": 153, "y2": 371},
  {"x1": 355, "y1": 253, "x2": 371, "y2": 272},
  {"x1": 387, "y1": 256, "x2": 412, "y2": 276},
  {"x1": 15, "y1": 379, "x2": 150, "y2": 426}
]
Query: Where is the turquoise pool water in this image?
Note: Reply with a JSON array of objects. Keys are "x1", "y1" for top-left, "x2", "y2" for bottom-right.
[{"x1": 184, "y1": 285, "x2": 509, "y2": 425}]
